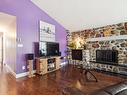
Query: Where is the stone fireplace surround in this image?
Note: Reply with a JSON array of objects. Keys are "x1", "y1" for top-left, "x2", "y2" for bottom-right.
[
  {"x1": 88, "y1": 39, "x2": 127, "y2": 64},
  {"x1": 87, "y1": 38, "x2": 127, "y2": 74},
  {"x1": 68, "y1": 22, "x2": 127, "y2": 74},
  {"x1": 70, "y1": 22, "x2": 127, "y2": 64}
]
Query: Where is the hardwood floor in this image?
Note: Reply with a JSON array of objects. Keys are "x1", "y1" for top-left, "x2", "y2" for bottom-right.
[{"x1": 0, "y1": 64, "x2": 126, "y2": 95}]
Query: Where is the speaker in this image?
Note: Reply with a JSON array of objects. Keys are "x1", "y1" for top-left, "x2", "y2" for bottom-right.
[
  {"x1": 58, "y1": 52, "x2": 61, "y2": 56},
  {"x1": 26, "y1": 53, "x2": 34, "y2": 60}
]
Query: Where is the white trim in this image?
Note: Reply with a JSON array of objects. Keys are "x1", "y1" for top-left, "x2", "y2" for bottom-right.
[
  {"x1": 16, "y1": 62, "x2": 66, "y2": 78},
  {"x1": 60, "y1": 61, "x2": 68, "y2": 66},
  {"x1": 16, "y1": 70, "x2": 36, "y2": 78},
  {"x1": 86, "y1": 35, "x2": 127, "y2": 42},
  {"x1": 7, "y1": 62, "x2": 67, "y2": 78},
  {"x1": 6, "y1": 64, "x2": 36, "y2": 78},
  {"x1": 6, "y1": 64, "x2": 16, "y2": 77}
]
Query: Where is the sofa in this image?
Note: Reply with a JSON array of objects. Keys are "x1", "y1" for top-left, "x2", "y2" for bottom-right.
[
  {"x1": 91, "y1": 81, "x2": 127, "y2": 95},
  {"x1": 62, "y1": 81, "x2": 127, "y2": 95}
]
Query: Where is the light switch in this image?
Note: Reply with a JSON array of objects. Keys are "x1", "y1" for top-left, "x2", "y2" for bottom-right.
[{"x1": 18, "y1": 44, "x2": 23, "y2": 47}]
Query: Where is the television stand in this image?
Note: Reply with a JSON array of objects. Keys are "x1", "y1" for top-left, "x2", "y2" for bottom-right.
[{"x1": 36, "y1": 56, "x2": 60, "y2": 75}]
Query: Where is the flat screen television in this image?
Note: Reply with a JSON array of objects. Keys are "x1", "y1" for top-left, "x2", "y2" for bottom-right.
[{"x1": 39, "y1": 42, "x2": 60, "y2": 57}]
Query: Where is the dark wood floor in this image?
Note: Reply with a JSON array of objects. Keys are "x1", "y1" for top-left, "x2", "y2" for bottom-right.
[{"x1": 0, "y1": 64, "x2": 126, "y2": 95}]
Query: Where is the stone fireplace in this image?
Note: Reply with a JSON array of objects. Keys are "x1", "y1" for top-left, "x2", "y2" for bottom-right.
[
  {"x1": 69, "y1": 22, "x2": 127, "y2": 65},
  {"x1": 87, "y1": 39, "x2": 127, "y2": 64},
  {"x1": 66, "y1": 22, "x2": 127, "y2": 74}
]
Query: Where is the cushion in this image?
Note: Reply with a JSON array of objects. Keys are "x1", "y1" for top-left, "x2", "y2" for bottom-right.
[
  {"x1": 115, "y1": 89, "x2": 127, "y2": 95},
  {"x1": 104, "y1": 83, "x2": 127, "y2": 95}
]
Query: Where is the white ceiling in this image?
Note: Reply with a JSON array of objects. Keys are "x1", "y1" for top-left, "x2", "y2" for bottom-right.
[
  {"x1": 0, "y1": 12, "x2": 16, "y2": 32},
  {"x1": 32, "y1": 0, "x2": 127, "y2": 32}
]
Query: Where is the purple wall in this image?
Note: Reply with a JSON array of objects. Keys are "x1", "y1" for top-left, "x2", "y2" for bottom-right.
[{"x1": 0, "y1": 0, "x2": 67, "y2": 74}]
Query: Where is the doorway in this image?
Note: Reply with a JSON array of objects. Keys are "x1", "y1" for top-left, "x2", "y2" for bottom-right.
[
  {"x1": 0, "y1": 33, "x2": 3, "y2": 71},
  {"x1": 0, "y1": 12, "x2": 16, "y2": 74}
]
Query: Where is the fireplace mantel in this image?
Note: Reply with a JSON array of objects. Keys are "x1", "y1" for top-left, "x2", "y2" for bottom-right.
[{"x1": 86, "y1": 35, "x2": 127, "y2": 42}]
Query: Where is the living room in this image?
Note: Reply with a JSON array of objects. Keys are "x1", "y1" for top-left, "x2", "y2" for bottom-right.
[{"x1": 0, "y1": 0, "x2": 127, "y2": 95}]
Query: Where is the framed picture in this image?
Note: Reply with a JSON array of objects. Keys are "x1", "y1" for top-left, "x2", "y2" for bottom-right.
[{"x1": 40, "y1": 21, "x2": 55, "y2": 42}]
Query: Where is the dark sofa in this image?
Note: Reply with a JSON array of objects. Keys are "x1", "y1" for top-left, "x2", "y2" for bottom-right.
[
  {"x1": 62, "y1": 81, "x2": 127, "y2": 95},
  {"x1": 91, "y1": 81, "x2": 127, "y2": 95}
]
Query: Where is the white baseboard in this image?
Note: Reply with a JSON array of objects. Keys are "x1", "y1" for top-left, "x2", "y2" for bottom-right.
[
  {"x1": 6, "y1": 64, "x2": 36, "y2": 78},
  {"x1": 16, "y1": 70, "x2": 36, "y2": 78},
  {"x1": 16, "y1": 62, "x2": 67, "y2": 78},
  {"x1": 6, "y1": 62, "x2": 67, "y2": 79},
  {"x1": 6, "y1": 64, "x2": 16, "y2": 77}
]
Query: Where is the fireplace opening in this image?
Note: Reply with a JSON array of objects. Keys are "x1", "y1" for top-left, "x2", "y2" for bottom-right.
[{"x1": 96, "y1": 50, "x2": 118, "y2": 64}]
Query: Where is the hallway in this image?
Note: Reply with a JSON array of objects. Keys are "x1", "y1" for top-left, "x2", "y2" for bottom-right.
[{"x1": 0, "y1": 66, "x2": 16, "y2": 95}]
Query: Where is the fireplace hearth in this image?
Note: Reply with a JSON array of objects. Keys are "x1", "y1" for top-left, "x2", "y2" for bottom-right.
[{"x1": 96, "y1": 50, "x2": 118, "y2": 64}]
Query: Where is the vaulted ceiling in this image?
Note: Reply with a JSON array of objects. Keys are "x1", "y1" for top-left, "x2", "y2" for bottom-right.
[{"x1": 31, "y1": 0, "x2": 127, "y2": 32}]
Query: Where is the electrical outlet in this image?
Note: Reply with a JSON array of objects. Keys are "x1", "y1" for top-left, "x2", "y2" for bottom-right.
[{"x1": 22, "y1": 66, "x2": 25, "y2": 70}]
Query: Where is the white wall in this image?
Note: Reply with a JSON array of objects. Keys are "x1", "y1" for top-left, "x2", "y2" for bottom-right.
[{"x1": 32, "y1": 0, "x2": 127, "y2": 31}]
